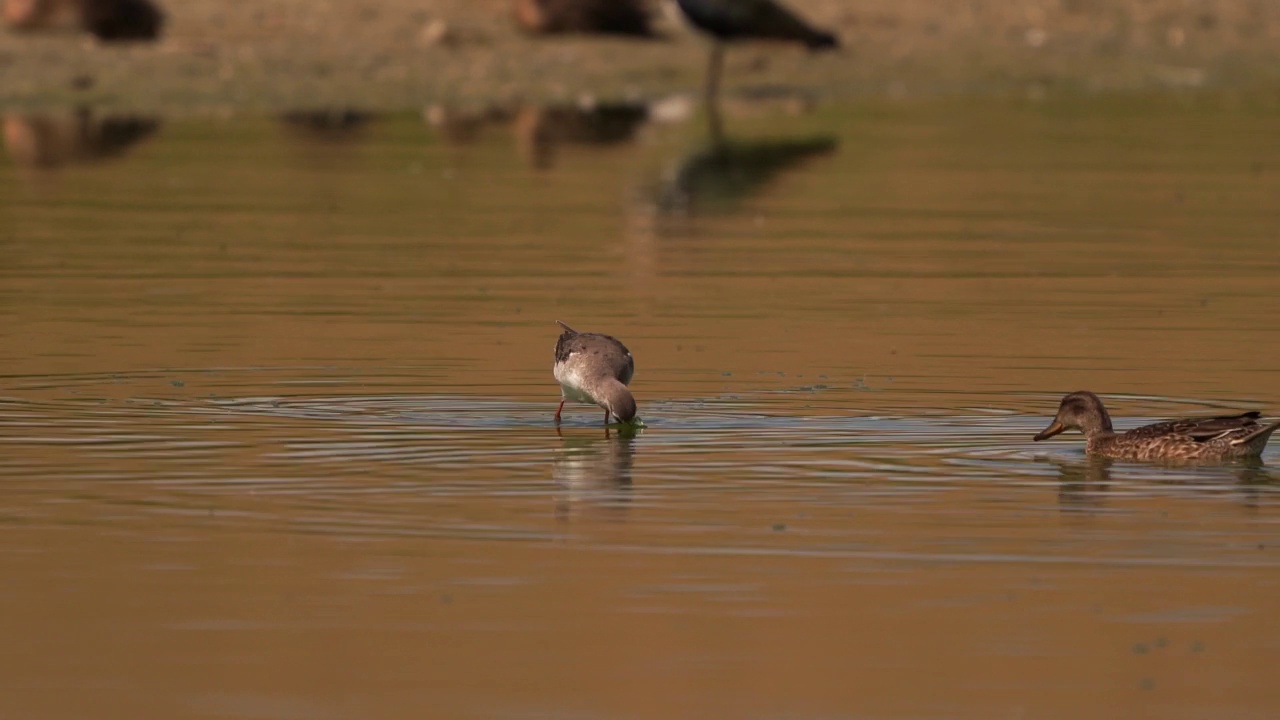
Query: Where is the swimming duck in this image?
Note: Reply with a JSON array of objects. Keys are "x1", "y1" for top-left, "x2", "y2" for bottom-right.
[
  {"x1": 553, "y1": 321, "x2": 637, "y2": 424},
  {"x1": 1034, "y1": 391, "x2": 1280, "y2": 461}
]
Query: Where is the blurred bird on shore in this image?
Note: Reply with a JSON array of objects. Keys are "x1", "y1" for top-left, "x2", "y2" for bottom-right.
[
  {"x1": 3, "y1": 0, "x2": 163, "y2": 41},
  {"x1": 513, "y1": 0, "x2": 654, "y2": 37}
]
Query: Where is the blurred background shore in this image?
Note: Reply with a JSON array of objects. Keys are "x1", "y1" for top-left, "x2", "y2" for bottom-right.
[{"x1": 2, "y1": 0, "x2": 1279, "y2": 113}]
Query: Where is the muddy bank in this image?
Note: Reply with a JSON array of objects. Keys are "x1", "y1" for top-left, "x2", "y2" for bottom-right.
[{"x1": 1, "y1": 0, "x2": 1279, "y2": 113}]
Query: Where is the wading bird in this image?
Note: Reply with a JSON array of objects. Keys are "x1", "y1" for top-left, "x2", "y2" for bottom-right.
[
  {"x1": 553, "y1": 321, "x2": 637, "y2": 425},
  {"x1": 671, "y1": 0, "x2": 839, "y2": 105}
]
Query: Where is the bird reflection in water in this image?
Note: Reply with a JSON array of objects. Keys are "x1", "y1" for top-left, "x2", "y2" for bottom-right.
[
  {"x1": 1050, "y1": 456, "x2": 1113, "y2": 513},
  {"x1": 1049, "y1": 456, "x2": 1280, "y2": 512},
  {"x1": 1232, "y1": 460, "x2": 1280, "y2": 510},
  {"x1": 2, "y1": 108, "x2": 159, "y2": 170},
  {"x1": 422, "y1": 100, "x2": 648, "y2": 168},
  {"x1": 640, "y1": 0, "x2": 840, "y2": 225},
  {"x1": 514, "y1": 101, "x2": 649, "y2": 170},
  {"x1": 552, "y1": 427, "x2": 638, "y2": 523},
  {"x1": 651, "y1": 98, "x2": 837, "y2": 222},
  {"x1": 278, "y1": 109, "x2": 375, "y2": 145},
  {"x1": 424, "y1": 104, "x2": 514, "y2": 145}
]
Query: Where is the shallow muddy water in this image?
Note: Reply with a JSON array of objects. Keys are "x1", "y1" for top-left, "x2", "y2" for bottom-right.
[{"x1": 2, "y1": 98, "x2": 1280, "y2": 719}]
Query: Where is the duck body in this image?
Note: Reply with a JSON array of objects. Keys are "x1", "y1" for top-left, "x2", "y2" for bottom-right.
[
  {"x1": 1035, "y1": 391, "x2": 1280, "y2": 462},
  {"x1": 553, "y1": 321, "x2": 637, "y2": 424}
]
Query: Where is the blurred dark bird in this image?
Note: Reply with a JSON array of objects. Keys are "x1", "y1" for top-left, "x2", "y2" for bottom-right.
[
  {"x1": 513, "y1": 0, "x2": 653, "y2": 37},
  {"x1": 3, "y1": 0, "x2": 72, "y2": 30},
  {"x1": 2, "y1": 0, "x2": 163, "y2": 41},
  {"x1": 81, "y1": 0, "x2": 163, "y2": 41},
  {"x1": 279, "y1": 109, "x2": 375, "y2": 142},
  {"x1": 671, "y1": 0, "x2": 839, "y2": 104},
  {"x1": 674, "y1": 0, "x2": 837, "y2": 48}
]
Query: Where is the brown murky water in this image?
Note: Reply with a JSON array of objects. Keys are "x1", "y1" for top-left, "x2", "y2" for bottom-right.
[{"x1": 3, "y1": 98, "x2": 1280, "y2": 719}]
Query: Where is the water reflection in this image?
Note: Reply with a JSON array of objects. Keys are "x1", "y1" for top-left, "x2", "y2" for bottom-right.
[
  {"x1": 514, "y1": 102, "x2": 649, "y2": 169},
  {"x1": 1052, "y1": 455, "x2": 1280, "y2": 512},
  {"x1": 1234, "y1": 460, "x2": 1280, "y2": 487},
  {"x1": 1052, "y1": 457, "x2": 1113, "y2": 511},
  {"x1": 424, "y1": 100, "x2": 650, "y2": 166},
  {"x1": 651, "y1": 131, "x2": 837, "y2": 218},
  {"x1": 5, "y1": 101, "x2": 1280, "y2": 719},
  {"x1": 278, "y1": 109, "x2": 376, "y2": 144},
  {"x1": 424, "y1": 104, "x2": 514, "y2": 145},
  {"x1": 2, "y1": 109, "x2": 160, "y2": 170},
  {"x1": 552, "y1": 429, "x2": 636, "y2": 522}
]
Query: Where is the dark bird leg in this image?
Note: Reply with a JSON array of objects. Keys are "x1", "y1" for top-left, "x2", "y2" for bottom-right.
[
  {"x1": 602, "y1": 408, "x2": 611, "y2": 425},
  {"x1": 706, "y1": 93, "x2": 725, "y2": 146},
  {"x1": 703, "y1": 42, "x2": 726, "y2": 144},
  {"x1": 555, "y1": 398, "x2": 566, "y2": 423},
  {"x1": 704, "y1": 42, "x2": 724, "y2": 107}
]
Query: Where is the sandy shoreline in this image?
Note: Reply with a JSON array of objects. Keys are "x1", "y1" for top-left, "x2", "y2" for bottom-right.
[{"x1": 1, "y1": 0, "x2": 1279, "y2": 113}]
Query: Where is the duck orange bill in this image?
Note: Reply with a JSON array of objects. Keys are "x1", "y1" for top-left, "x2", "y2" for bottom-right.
[{"x1": 1033, "y1": 421, "x2": 1066, "y2": 441}]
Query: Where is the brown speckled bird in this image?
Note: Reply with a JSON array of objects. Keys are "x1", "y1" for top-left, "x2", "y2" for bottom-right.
[
  {"x1": 553, "y1": 321, "x2": 637, "y2": 425},
  {"x1": 1034, "y1": 391, "x2": 1280, "y2": 461}
]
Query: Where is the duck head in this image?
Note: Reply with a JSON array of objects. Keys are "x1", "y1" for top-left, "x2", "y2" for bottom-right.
[{"x1": 1035, "y1": 391, "x2": 1114, "y2": 440}]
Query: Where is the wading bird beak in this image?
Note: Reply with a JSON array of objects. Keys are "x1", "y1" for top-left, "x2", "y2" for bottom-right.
[{"x1": 1033, "y1": 421, "x2": 1066, "y2": 441}]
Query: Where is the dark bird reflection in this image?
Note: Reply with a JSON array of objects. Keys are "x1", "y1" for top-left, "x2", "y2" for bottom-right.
[
  {"x1": 278, "y1": 109, "x2": 376, "y2": 144},
  {"x1": 423, "y1": 101, "x2": 648, "y2": 164},
  {"x1": 81, "y1": 0, "x2": 163, "y2": 41},
  {"x1": 514, "y1": 101, "x2": 649, "y2": 170},
  {"x1": 552, "y1": 429, "x2": 637, "y2": 522},
  {"x1": 652, "y1": 124, "x2": 837, "y2": 218},
  {"x1": 424, "y1": 104, "x2": 514, "y2": 145},
  {"x1": 2, "y1": 109, "x2": 160, "y2": 170}
]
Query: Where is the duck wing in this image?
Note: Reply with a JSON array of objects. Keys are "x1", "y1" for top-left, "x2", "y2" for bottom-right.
[{"x1": 1125, "y1": 412, "x2": 1263, "y2": 443}]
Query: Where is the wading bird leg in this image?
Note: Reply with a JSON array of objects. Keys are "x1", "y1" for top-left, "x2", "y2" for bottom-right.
[
  {"x1": 704, "y1": 42, "x2": 724, "y2": 107},
  {"x1": 555, "y1": 399, "x2": 565, "y2": 423},
  {"x1": 704, "y1": 43, "x2": 726, "y2": 145}
]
